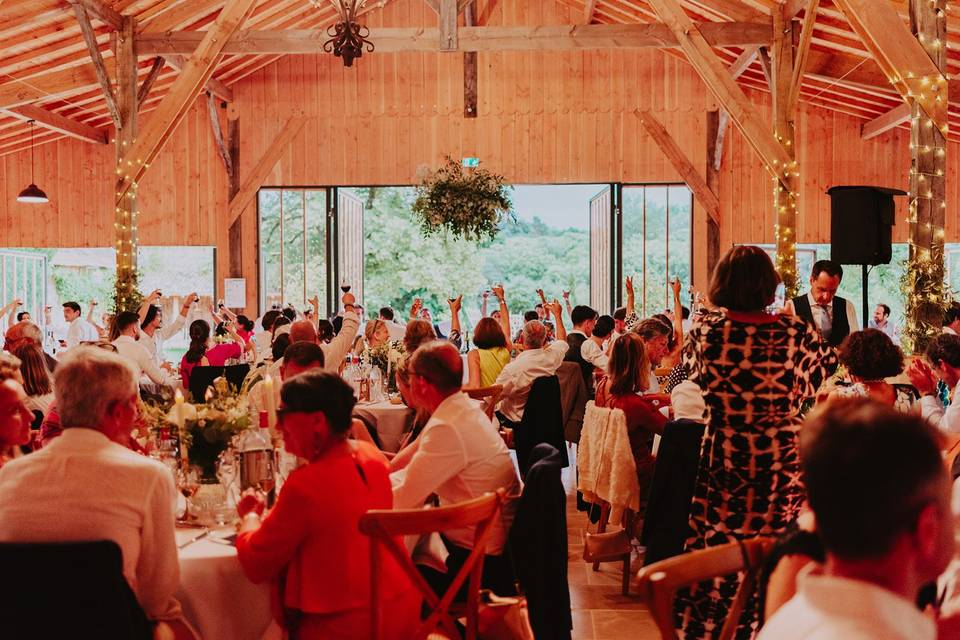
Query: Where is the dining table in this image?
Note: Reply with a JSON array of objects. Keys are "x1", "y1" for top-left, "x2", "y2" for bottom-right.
[
  {"x1": 353, "y1": 400, "x2": 415, "y2": 453},
  {"x1": 176, "y1": 528, "x2": 280, "y2": 640}
]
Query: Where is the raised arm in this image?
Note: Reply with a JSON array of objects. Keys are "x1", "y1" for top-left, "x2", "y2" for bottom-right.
[
  {"x1": 481, "y1": 290, "x2": 489, "y2": 318},
  {"x1": 219, "y1": 304, "x2": 238, "y2": 322},
  {"x1": 308, "y1": 294, "x2": 320, "y2": 321},
  {"x1": 2, "y1": 299, "x2": 21, "y2": 328},
  {"x1": 138, "y1": 289, "x2": 162, "y2": 325},
  {"x1": 408, "y1": 298, "x2": 422, "y2": 322},
  {"x1": 625, "y1": 276, "x2": 635, "y2": 317},
  {"x1": 548, "y1": 299, "x2": 567, "y2": 342},
  {"x1": 492, "y1": 284, "x2": 511, "y2": 344},
  {"x1": 159, "y1": 293, "x2": 196, "y2": 341},
  {"x1": 562, "y1": 290, "x2": 573, "y2": 318},
  {"x1": 224, "y1": 320, "x2": 254, "y2": 355},
  {"x1": 447, "y1": 295, "x2": 462, "y2": 335},
  {"x1": 537, "y1": 288, "x2": 550, "y2": 322},
  {"x1": 86, "y1": 301, "x2": 104, "y2": 333},
  {"x1": 671, "y1": 277, "x2": 684, "y2": 343}
]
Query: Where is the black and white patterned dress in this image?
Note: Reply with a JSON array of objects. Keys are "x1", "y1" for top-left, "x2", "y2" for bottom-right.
[{"x1": 673, "y1": 311, "x2": 836, "y2": 640}]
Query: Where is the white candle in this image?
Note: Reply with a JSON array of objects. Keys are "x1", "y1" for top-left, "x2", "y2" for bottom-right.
[
  {"x1": 173, "y1": 389, "x2": 185, "y2": 433},
  {"x1": 263, "y1": 374, "x2": 277, "y2": 430}
]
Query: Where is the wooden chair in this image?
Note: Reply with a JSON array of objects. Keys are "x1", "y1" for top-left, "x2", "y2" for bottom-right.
[
  {"x1": 944, "y1": 433, "x2": 960, "y2": 476},
  {"x1": 636, "y1": 537, "x2": 775, "y2": 640},
  {"x1": 358, "y1": 490, "x2": 507, "y2": 640},
  {"x1": 465, "y1": 384, "x2": 503, "y2": 420}
]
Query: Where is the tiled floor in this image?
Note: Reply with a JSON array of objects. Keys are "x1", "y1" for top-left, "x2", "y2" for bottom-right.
[{"x1": 563, "y1": 451, "x2": 660, "y2": 639}]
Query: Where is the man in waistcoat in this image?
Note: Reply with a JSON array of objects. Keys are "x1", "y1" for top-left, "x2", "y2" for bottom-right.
[{"x1": 784, "y1": 259, "x2": 858, "y2": 347}]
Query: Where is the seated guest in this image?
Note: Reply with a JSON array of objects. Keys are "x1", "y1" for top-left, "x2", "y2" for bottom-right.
[
  {"x1": 12, "y1": 343, "x2": 54, "y2": 420},
  {"x1": 404, "y1": 319, "x2": 436, "y2": 355},
  {"x1": 391, "y1": 341, "x2": 521, "y2": 595},
  {"x1": 466, "y1": 317, "x2": 511, "y2": 389},
  {"x1": 0, "y1": 347, "x2": 181, "y2": 621},
  {"x1": 282, "y1": 293, "x2": 359, "y2": 374},
  {"x1": 353, "y1": 318, "x2": 390, "y2": 357},
  {"x1": 254, "y1": 309, "x2": 281, "y2": 361},
  {"x1": 138, "y1": 290, "x2": 197, "y2": 366},
  {"x1": 112, "y1": 311, "x2": 179, "y2": 390},
  {"x1": 758, "y1": 399, "x2": 952, "y2": 639},
  {"x1": 908, "y1": 333, "x2": 960, "y2": 434},
  {"x1": 594, "y1": 333, "x2": 667, "y2": 492},
  {"x1": 495, "y1": 308, "x2": 568, "y2": 428},
  {"x1": 62, "y1": 300, "x2": 100, "y2": 350},
  {"x1": 632, "y1": 318, "x2": 673, "y2": 395},
  {"x1": 0, "y1": 353, "x2": 32, "y2": 467},
  {"x1": 583, "y1": 314, "x2": 614, "y2": 372},
  {"x1": 564, "y1": 305, "x2": 599, "y2": 394},
  {"x1": 179, "y1": 318, "x2": 252, "y2": 392},
  {"x1": 829, "y1": 329, "x2": 914, "y2": 411},
  {"x1": 379, "y1": 306, "x2": 406, "y2": 341},
  {"x1": 944, "y1": 302, "x2": 960, "y2": 336},
  {"x1": 5, "y1": 321, "x2": 56, "y2": 371},
  {"x1": 236, "y1": 371, "x2": 417, "y2": 639},
  {"x1": 316, "y1": 319, "x2": 334, "y2": 343}
]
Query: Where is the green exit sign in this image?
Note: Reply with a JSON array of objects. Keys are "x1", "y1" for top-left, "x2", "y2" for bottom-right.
[{"x1": 462, "y1": 157, "x2": 480, "y2": 168}]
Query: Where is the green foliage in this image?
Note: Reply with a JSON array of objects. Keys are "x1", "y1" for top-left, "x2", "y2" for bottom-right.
[
  {"x1": 412, "y1": 157, "x2": 514, "y2": 242},
  {"x1": 52, "y1": 267, "x2": 115, "y2": 309}
]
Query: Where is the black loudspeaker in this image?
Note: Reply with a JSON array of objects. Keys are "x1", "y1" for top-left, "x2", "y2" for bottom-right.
[{"x1": 828, "y1": 186, "x2": 904, "y2": 265}]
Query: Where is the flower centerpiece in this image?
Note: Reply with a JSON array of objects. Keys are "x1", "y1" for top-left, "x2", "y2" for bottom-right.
[
  {"x1": 160, "y1": 378, "x2": 252, "y2": 481},
  {"x1": 362, "y1": 340, "x2": 405, "y2": 392},
  {"x1": 412, "y1": 156, "x2": 514, "y2": 242}
]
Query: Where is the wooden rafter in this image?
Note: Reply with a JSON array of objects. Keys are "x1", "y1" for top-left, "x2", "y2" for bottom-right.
[
  {"x1": 136, "y1": 56, "x2": 166, "y2": 105},
  {"x1": 67, "y1": 0, "x2": 122, "y2": 30},
  {"x1": 2, "y1": 104, "x2": 107, "y2": 144},
  {"x1": 636, "y1": 109, "x2": 720, "y2": 224},
  {"x1": 714, "y1": 47, "x2": 759, "y2": 171},
  {"x1": 861, "y1": 103, "x2": 911, "y2": 139},
  {"x1": 73, "y1": 3, "x2": 122, "y2": 128},
  {"x1": 583, "y1": 0, "x2": 597, "y2": 25},
  {"x1": 439, "y1": 0, "x2": 457, "y2": 51},
  {"x1": 645, "y1": 0, "x2": 794, "y2": 185},
  {"x1": 832, "y1": 0, "x2": 949, "y2": 134},
  {"x1": 206, "y1": 90, "x2": 233, "y2": 177},
  {"x1": 788, "y1": 0, "x2": 819, "y2": 114},
  {"x1": 161, "y1": 54, "x2": 234, "y2": 102},
  {"x1": 227, "y1": 115, "x2": 308, "y2": 226},
  {"x1": 115, "y1": 0, "x2": 258, "y2": 203},
  {"x1": 137, "y1": 22, "x2": 775, "y2": 55}
]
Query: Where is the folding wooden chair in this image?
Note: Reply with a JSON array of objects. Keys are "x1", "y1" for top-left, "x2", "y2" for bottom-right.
[
  {"x1": 465, "y1": 385, "x2": 503, "y2": 420},
  {"x1": 635, "y1": 537, "x2": 775, "y2": 640},
  {"x1": 358, "y1": 489, "x2": 507, "y2": 640}
]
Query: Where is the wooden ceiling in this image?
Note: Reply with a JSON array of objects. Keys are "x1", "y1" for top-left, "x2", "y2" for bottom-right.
[{"x1": 0, "y1": 0, "x2": 955, "y2": 158}]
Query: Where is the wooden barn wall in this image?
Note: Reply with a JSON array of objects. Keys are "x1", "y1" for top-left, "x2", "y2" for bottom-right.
[{"x1": 0, "y1": 0, "x2": 957, "y2": 308}]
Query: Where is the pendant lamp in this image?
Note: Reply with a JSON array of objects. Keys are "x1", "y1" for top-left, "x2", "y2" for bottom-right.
[{"x1": 17, "y1": 120, "x2": 49, "y2": 204}]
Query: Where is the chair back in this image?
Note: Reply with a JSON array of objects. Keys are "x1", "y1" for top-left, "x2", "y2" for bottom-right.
[
  {"x1": 359, "y1": 490, "x2": 507, "y2": 640},
  {"x1": 517, "y1": 375, "x2": 567, "y2": 476},
  {"x1": 0, "y1": 540, "x2": 153, "y2": 639},
  {"x1": 188, "y1": 363, "x2": 250, "y2": 401},
  {"x1": 465, "y1": 384, "x2": 503, "y2": 420},
  {"x1": 636, "y1": 537, "x2": 775, "y2": 640}
]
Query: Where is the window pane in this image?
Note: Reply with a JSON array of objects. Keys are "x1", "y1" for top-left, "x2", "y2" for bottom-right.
[
  {"x1": 667, "y1": 185, "x2": 692, "y2": 309},
  {"x1": 259, "y1": 190, "x2": 282, "y2": 310},
  {"x1": 282, "y1": 190, "x2": 305, "y2": 307},
  {"x1": 644, "y1": 186, "x2": 669, "y2": 317},
  {"x1": 305, "y1": 190, "x2": 327, "y2": 314}
]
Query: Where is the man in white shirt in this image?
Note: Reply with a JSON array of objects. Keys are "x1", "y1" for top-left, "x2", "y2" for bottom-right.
[
  {"x1": 391, "y1": 340, "x2": 520, "y2": 595},
  {"x1": 564, "y1": 305, "x2": 599, "y2": 395},
  {"x1": 944, "y1": 303, "x2": 960, "y2": 336},
  {"x1": 783, "y1": 260, "x2": 859, "y2": 347},
  {"x1": 759, "y1": 400, "x2": 951, "y2": 640},
  {"x1": 253, "y1": 309, "x2": 283, "y2": 362},
  {"x1": 378, "y1": 306, "x2": 406, "y2": 341},
  {"x1": 868, "y1": 303, "x2": 900, "y2": 345},
  {"x1": 111, "y1": 311, "x2": 179, "y2": 390},
  {"x1": 908, "y1": 333, "x2": 960, "y2": 434},
  {"x1": 62, "y1": 301, "x2": 99, "y2": 349},
  {"x1": 582, "y1": 314, "x2": 614, "y2": 373},
  {"x1": 0, "y1": 347, "x2": 181, "y2": 622},
  {"x1": 138, "y1": 290, "x2": 196, "y2": 366},
  {"x1": 495, "y1": 308, "x2": 569, "y2": 425}
]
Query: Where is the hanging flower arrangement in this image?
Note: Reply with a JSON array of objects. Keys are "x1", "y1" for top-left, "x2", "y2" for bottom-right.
[{"x1": 412, "y1": 157, "x2": 514, "y2": 242}]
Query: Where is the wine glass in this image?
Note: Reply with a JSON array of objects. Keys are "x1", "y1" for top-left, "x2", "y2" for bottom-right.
[
  {"x1": 216, "y1": 451, "x2": 238, "y2": 507},
  {"x1": 340, "y1": 280, "x2": 351, "y2": 294},
  {"x1": 177, "y1": 465, "x2": 201, "y2": 521}
]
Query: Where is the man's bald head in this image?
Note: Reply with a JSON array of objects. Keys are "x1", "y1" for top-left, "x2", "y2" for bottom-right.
[
  {"x1": 409, "y1": 340, "x2": 463, "y2": 393},
  {"x1": 289, "y1": 320, "x2": 318, "y2": 344}
]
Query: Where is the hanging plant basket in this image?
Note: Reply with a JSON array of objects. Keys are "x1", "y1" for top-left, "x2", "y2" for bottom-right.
[{"x1": 412, "y1": 157, "x2": 514, "y2": 242}]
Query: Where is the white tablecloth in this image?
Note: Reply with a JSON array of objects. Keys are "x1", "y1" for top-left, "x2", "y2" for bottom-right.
[
  {"x1": 176, "y1": 529, "x2": 277, "y2": 640},
  {"x1": 354, "y1": 401, "x2": 414, "y2": 453}
]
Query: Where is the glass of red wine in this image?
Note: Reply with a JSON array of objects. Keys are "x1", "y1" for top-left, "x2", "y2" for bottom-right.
[{"x1": 340, "y1": 280, "x2": 351, "y2": 294}]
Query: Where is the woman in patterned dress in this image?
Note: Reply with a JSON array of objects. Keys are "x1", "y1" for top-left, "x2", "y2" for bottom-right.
[{"x1": 674, "y1": 246, "x2": 836, "y2": 639}]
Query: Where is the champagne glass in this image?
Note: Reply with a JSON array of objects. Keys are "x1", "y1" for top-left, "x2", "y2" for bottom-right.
[{"x1": 216, "y1": 451, "x2": 238, "y2": 507}]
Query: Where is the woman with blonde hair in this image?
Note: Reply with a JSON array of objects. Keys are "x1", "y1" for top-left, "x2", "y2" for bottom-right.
[{"x1": 594, "y1": 333, "x2": 667, "y2": 491}]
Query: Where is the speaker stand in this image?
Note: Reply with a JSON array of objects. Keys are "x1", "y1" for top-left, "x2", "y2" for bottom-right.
[{"x1": 861, "y1": 264, "x2": 869, "y2": 332}]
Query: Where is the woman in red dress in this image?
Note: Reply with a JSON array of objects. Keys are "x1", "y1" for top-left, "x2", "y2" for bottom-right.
[
  {"x1": 178, "y1": 319, "x2": 253, "y2": 390},
  {"x1": 235, "y1": 371, "x2": 419, "y2": 640}
]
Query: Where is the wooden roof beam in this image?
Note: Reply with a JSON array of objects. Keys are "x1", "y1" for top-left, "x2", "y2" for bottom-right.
[
  {"x1": 861, "y1": 102, "x2": 911, "y2": 139},
  {"x1": 73, "y1": 3, "x2": 122, "y2": 129},
  {"x1": 160, "y1": 54, "x2": 234, "y2": 102},
  {"x1": 116, "y1": 0, "x2": 258, "y2": 203},
  {"x1": 137, "y1": 22, "x2": 776, "y2": 55},
  {"x1": 67, "y1": 0, "x2": 123, "y2": 30},
  {"x1": 227, "y1": 115, "x2": 307, "y2": 226},
  {"x1": 833, "y1": 0, "x2": 949, "y2": 135},
  {"x1": 636, "y1": 109, "x2": 720, "y2": 224},
  {"x1": 789, "y1": 0, "x2": 820, "y2": 114},
  {"x1": 646, "y1": 0, "x2": 794, "y2": 186},
  {"x1": 136, "y1": 56, "x2": 165, "y2": 105},
  {"x1": 583, "y1": 0, "x2": 597, "y2": 25},
  {"x1": 2, "y1": 104, "x2": 108, "y2": 144}
]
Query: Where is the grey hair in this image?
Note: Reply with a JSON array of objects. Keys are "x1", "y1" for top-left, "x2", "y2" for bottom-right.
[
  {"x1": 523, "y1": 320, "x2": 547, "y2": 350},
  {"x1": 54, "y1": 347, "x2": 138, "y2": 429}
]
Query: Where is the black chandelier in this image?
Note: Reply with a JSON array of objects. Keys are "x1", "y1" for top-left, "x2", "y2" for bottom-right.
[{"x1": 322, "y1": 0, "x2": 374, "y2": 67}]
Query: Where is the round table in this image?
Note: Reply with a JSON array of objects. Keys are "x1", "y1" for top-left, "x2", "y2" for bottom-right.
[
  {"x1": 176, "y1": 529, "x2": 277, "y2": 640},
  {"x1": 353, "y1": 401, "x2": 414, "y2": 453}
]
